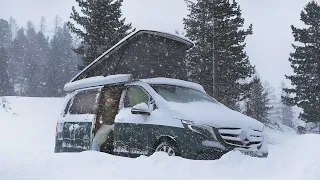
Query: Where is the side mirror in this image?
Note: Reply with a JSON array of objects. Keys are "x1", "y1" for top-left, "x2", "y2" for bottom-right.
[{"x1": 131, "y1": 103, "x2": 151, "y2": 115}]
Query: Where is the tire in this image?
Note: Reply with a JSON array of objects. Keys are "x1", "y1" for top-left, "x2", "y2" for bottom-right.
[
  {"x1": 155, "y1": 141, "x2": 178, "y2": 156},
  {"x1": 261, "y1": 152, "x2": 268, "y2": 158}
]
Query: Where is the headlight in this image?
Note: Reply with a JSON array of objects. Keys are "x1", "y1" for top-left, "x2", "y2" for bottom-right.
[{"x1": 181, "y1": 120, "x2": 218, "y2": 140}]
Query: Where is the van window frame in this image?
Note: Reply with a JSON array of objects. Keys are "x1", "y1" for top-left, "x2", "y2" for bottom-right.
[
  {"x1": 68, "y1": 86, "x2": 103, "y2": 115},
  {"x1": 121, "y1": 85, "x2": 153, "y2": 109},
  {"x1": 63, "y1": 99, "x2": 72, "y2": 117}
]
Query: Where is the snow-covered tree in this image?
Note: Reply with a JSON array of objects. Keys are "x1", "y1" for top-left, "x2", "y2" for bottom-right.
[
  {"x1": 4, "y1": 18, "x2": 81, "y2": 97},
  {"x1": 280, "y1": 82, "x2": 294, "y2": 127},
  {"x1": 0, "y1": 47, "x2": 13, "y2": 96},
  {"x1": 246, "y1": 77, "x2": 272, "y2": 123},
  {"x1": 9, "y1": 17, "x2": 18, "y2": 39},
  {"x1": 284, "y1": 1, "x2": 320, "y2": 123},
  {"x1": 24, "y1": 22, "x2": 41, "y2": 96},
  {"x1": 0, "y1": 97, "x2": 12, "y2": 113},
  {"x1": 0, "y1": 19, "x2": 12, "y2": 48},
  {"x1": 47, "y1": 24, "x2": 79, "y2": 96},
  {"x1": 0, "y1": 19, "x2": 14, "y2": 95},
  {"x1": 183, "y1": 0, "x2": 254, "y2": 110},
  {"x1": 67, "y1": 0, "x2": 134, "y2": 69},
  {"x1": 35, "y1": 30, "x2": 50, "y2": 96},
  {"x1": 39, "y1": 16, "x2": 47, "y2": 33},
  {"x1": 9, "y1": 28, "x2": 28, "y2": 95},
  {"x1": 262, "y1": 82, "x2": 280, "y2": 123}
]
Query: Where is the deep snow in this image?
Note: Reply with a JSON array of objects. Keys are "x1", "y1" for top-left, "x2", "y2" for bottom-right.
[{"x1": 0, "y1": 96, "x2": 319, "y2": 180}]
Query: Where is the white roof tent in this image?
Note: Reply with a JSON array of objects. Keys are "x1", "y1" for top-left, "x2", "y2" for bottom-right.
[{"x1": 70, "y1": 30, "x2": 194, "y2": 83}]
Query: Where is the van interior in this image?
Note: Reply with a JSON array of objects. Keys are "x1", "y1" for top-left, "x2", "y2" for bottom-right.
[{"x1": 94, "y1": 85, "x2": 124, "y2": 153}]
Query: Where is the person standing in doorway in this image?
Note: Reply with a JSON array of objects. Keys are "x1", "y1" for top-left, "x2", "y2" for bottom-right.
[{"x1": 92, "y1": 86, "x2": 122, "y2": 151}]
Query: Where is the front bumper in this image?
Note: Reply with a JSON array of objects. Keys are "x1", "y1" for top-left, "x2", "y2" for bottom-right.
[
  {"x1": 178, "y1": 127, "x2": 268, "y2": 160},
  {"x1": 190, "y1": 140, "x2": 268, "y2": 160}
]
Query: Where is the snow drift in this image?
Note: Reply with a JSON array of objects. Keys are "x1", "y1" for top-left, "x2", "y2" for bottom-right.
[{"x1": 0, "y1": 96, "x2": 319, "y2": 180}]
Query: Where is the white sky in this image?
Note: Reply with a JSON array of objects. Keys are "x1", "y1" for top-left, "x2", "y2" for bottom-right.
[{"x1": 0, "y1": 0, "x2": 313, "y2": 93}]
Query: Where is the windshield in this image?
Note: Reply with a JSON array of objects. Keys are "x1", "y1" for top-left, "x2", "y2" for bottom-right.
[{"x1": 151, "y1": 85, "x2": 219, "y2": 104}]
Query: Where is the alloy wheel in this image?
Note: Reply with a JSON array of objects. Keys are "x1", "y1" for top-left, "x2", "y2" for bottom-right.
[{"x1": 155, "y1": 142, "x2": 176, "y2": 156}]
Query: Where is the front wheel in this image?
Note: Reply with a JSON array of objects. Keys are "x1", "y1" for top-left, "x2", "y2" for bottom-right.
[{"x1": 155, "y1": 141, "x2": 178, "y2": 156}]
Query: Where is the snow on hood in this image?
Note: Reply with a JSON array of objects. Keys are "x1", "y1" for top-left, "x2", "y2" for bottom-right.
[{"x1": 168, "y1": 102, "x2": 264, "y2": 131}]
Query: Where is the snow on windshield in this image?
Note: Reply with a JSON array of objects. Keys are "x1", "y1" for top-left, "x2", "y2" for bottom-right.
[
  {"x1": 141, "y1": 78, "x2": 206, "y2": 93},
  {"x1": 152, "y1": 84, "x2": 218, "y2": 104}
]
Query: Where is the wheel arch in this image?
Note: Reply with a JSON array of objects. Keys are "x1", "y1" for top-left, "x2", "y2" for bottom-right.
[{"x1": 152, "y1": 135, "x2": 180, "y2": 155}]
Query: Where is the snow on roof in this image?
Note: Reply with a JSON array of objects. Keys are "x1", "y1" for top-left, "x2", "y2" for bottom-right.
[
  {"x1": 64, "y1": 74, "x2": 132, "y2": 92},
  {"x1": 70, "y1": 29, "x2": 194, "y2": 82},
  {"x1": 140, "y1": 77, "x2": 206, "y2": 93}
]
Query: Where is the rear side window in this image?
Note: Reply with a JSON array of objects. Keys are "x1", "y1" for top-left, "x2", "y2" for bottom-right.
[{"x1": 69, "y1": 88, "x2": 101, "y2": 115}]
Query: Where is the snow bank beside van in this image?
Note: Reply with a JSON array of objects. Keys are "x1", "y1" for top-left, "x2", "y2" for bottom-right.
[{"x1": 0, "y1": 97, "x2": 319, "y2": 180}]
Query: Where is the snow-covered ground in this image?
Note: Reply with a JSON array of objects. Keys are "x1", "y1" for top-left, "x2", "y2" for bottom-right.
[{"x1": 0, "y1": 97, "x2": 319, "y2": 180}]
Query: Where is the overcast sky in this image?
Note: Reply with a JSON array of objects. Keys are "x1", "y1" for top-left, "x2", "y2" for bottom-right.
[{"x1": 0, "y1": 0, "x2": 313, "y2": 93}]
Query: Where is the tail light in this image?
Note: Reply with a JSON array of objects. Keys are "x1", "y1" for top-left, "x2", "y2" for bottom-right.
[{"x1": 56, "y1": 122, "x2": 63, "y2": 133}]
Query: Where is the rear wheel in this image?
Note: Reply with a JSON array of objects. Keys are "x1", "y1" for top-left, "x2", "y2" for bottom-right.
[{"x1": 155, "y1": 141, "x2": 178, "y2": 156}]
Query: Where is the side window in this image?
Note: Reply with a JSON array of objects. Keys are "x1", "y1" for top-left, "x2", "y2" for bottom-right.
[
  {"x1": 69, "y1": 88, "x2": 101, "y2": 115},
  {"x1": 124, "y1": 86, "x2": 150, "y2": 108}
]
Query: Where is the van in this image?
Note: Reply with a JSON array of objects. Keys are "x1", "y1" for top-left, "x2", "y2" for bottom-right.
[{"x1": 54, "y1": 74, "x2": 268, "y2": 160}]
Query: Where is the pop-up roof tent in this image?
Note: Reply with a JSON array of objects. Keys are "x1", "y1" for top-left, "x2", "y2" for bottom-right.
[{"x1": 70, "y1": 30, "x2": 194, "y2": 83}]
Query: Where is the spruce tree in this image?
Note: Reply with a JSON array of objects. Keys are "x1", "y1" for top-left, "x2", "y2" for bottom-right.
[
  {"x1": 0, "y1": 19, "x2": 13, "y2": 95},
  {"x1": 0, "y1": 47, "x2": 13, "y2": 96},
  {"x1": 9, "y1": 17, "x2": 18, "y2": 39},
  {"x1": 39, "y1": 16, "x2": 47, "y2": 33},
  {"x1": 183, "y1": 0, "x2": 254, "y2": 110},
  {"x1": 0, "y1": 19, "x2": 11, "y2": 48},
  {"x1": 24, "y1": 22, "x2": 40, "y2": 97},
  {"x1": 67, "y1": 0, "x2": 133, "y2": 69},
  {"x1": 280, "y1": 82, "x2": 294, "y2": 127},
  {"x1": 10, "y1": 28, "x2": 28, "y2": 95},
  {"x1": 284, "y1": 1, "x2": 320, "y2": 123},
  {"x1": 35, "y1": 30, "x2": 50, "y2": 96},
  {"x1": 47, "y1": 24, "x2": 79, "y2": 96},
  {"x1": 246, "y1": 77, "x2": 272, "y2": 123}
]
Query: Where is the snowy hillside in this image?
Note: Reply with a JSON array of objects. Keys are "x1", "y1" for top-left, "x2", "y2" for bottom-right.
[{"x1": 0, "y1": 97, "x2": 319, "y2": 180}]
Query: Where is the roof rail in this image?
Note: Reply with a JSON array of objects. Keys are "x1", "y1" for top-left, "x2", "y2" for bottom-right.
[{"x1": 64, "y1": 74, "x2": 133, "y2": 92}]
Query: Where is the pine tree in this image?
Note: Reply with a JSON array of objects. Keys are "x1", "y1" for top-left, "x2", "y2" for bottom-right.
[
  {"x1": 47, "y1": 24, "x2": 79, "y2": 96},
  {"x1": 246, "y1": 77, "x2": 272, "y2": 123},
  {"x1": 9, "y1": 17, "x2": 18, "y2": 39},
  {"x1": 53, "y1": 16, "x2": 62, "y2": 34},
  {"x1": 67, "y1": 0, "x2": 133, "y2": 69},
  {"x1": 0, "y1": 47, "x2": 13, "y2": 96},
  {"x1": 0, "y1": 19, "x2": 14, "y2": 95},
  {"x1": 35, "y1": 30, "x2": 50, "y2": 96},
  {"x1": 280, "y1": 82, "x2": 294, "y2": 127},
  {"x1": 39, "y1": 16, "x2": 47, "y2": 33},
  {"x1": 183, "y1": 0, "x2": 254, "y2": 110},
  {"x1": 0, "y1": 19, "x2": 11, "y2": 48},
  {"x1": 284, "y1": 1, "x2": 320, "y2": 123},
  {"x1": 263, "y1": 81, "x2": 279, "y2": 122},
  {"x1": 24, "y1": 22, "x2": 40, "y2": 97},
  {"x1": 7, "y1": 17, "x2": 19, "y2": 94},
  {"x1": 10, "y1": 28, "x2": 28, "y2": 95}
]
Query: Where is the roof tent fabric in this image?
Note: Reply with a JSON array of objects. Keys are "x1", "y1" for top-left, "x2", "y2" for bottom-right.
[{"x1": 71, "y1": 30, "x2": 194, "y2": 82}]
